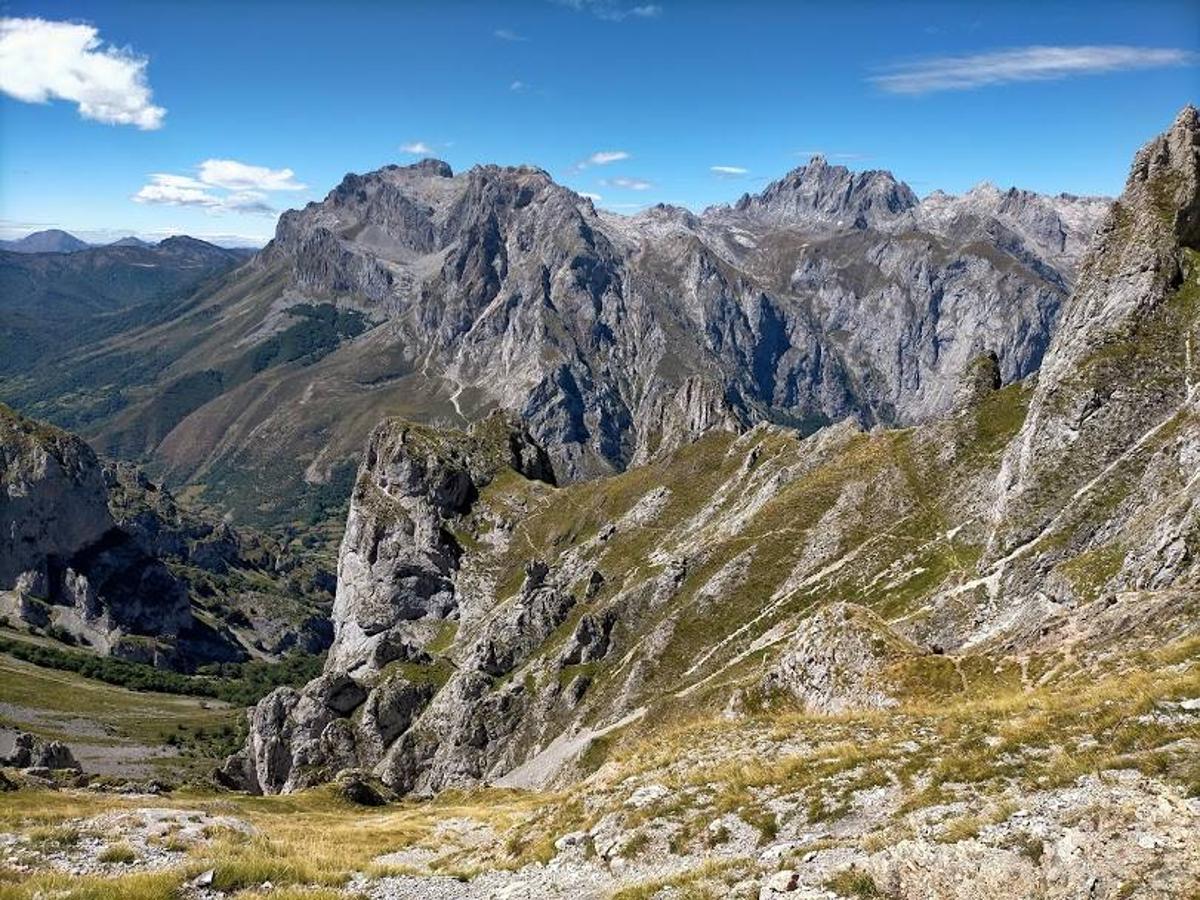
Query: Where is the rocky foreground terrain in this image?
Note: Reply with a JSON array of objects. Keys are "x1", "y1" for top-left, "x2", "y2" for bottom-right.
[{"x1": 0, "y1": 109, "x2": 1197, "y2": 899}]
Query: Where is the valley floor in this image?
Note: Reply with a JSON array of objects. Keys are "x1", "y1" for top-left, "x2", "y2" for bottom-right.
[{"x1": 1, "y1": 630, "x2": 1198, "y2": 900}]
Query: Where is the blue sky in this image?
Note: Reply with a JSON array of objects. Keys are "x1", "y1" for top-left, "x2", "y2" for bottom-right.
[{"x1": 1, "y1": 0, "x2": 1197, "y2": 246}]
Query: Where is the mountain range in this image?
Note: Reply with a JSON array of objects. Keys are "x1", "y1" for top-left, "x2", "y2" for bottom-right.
[
  {"x1": 0, "y1": 152, "x2": 1109, "y2": 530},
  {"x1": 0, "y1": 229, "x2": 257, "y2": 253}
]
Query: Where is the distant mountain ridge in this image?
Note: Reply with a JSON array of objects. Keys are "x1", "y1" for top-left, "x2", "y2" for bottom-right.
[
  {"x1": 0, "y1": 229, "x2": 263, "y2": 253},
  {"x1": 0, "y1": 229, "x2": 91, "y2": 254},
  {"x1": 0, "y1": 236, "x2": 254, "y2": 411}
]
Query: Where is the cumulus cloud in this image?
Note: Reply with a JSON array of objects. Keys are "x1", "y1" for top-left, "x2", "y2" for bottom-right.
[
  {"x1": 553, "y1": 1, "x2": 662, "y2": 21},
  {"x1": 494, "y1": 28, "x2": 528, "y2": 41},
  {"x1": 0, "y1": 17, "x2": 165, "y2": 129},
  {"x1": 601, "y1": 176, "x2": 653, "y2": 191},
  {"x1": 133, "y1": 174, "x2": 221, "y2": 209},
  {"x1": 198, "y1": 159, "x2": 305, "y2": 192},
  {"x1": 133, "y1": 159, "x2": 304, "y2": 217},
  {"x1": 871, "y1": 45, "x2": 1195, "y2": 95},
  {"x1": 400, "y1": 141, "x2": 434, "y2": 154},
  {"x1": 710, "y1": 165, "x2": 748, "y2": 177}
]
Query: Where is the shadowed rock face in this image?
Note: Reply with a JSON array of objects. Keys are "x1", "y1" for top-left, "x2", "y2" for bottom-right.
[
  {"x1": 225, "y1": 108, "x2": 1200, "y2": 800},
  {"x1": 1, "y1": 403, "x2": 335, "y2": 668},
  {"x1": 64, "y1": 151, "x2": 1107, "y2": 523},
  {"x1": 0, "y1": 404, "x2": 194, "y2": 661}
]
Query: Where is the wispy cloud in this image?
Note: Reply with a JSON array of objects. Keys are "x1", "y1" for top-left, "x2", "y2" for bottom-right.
[
  {"x1": 578, "y1": 192, "x2": 602, "y2": 202},
  {"x1": 871, "y1": 45, "x2": 1195, "y2": 95},
  {"x1": 589, "y1": 151, "x2": 630, "y2": 165},
  {"x1": 132, "y1": 160, "x2": 304, "y2": 217},
  {"x1": 400, "y1": 141, "x2": 434, "y2": 154},
  {"x1": 510, "y1": 80, "x2": 529, "y2": 92},
  {"x1": 552, "y1": 1, "x2": 662, "y2": 22},
  {"x1": 710, "y1": 165, "x2": 748, "y2": 178},
  {"x1": 572, "y1": 150, "x2": 630, "y2": 172},
  {"x1": 494, "y1": 28, "x2": 528, "y2": 41},
  {"x1": 0, "y1": 17, "x2": 165, "y2": 129},
  {"x1": 601, "y1": 176, "x2": 653, "y2": 191}
]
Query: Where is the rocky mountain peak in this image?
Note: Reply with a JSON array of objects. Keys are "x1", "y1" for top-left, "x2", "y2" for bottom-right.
[
  {"x1": 726, "y1": 157, "x2": 919, "y2": 229},
  {"x1": 407, "y1": 158, "x2": 454, "y2": 177}
]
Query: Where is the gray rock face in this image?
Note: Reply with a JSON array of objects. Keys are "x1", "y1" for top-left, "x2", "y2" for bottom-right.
[
  {"x1": 0, "y1": 405, "x2": 193, "y2": 659},
  {"x1": 730, "y1": 155, "x2": 920, "y2": 229},
  {"x1": 1, "y1": 407, "x2": 112, "y2": 596},
  {"x1": 1, "y1": 403, "x2": 332, "y2": 668},
  {"x1": 329, "y1": 413, "x2": 553, "y2": 671},
  {"x1": 982, "y1": 105, "x2": 1200, "y2": 605},
  {"x1": 267, "y1": 155, "x2": 1103, "y2": 480},
  {"x1": 226, "y1": 413, "x2": 556, "y2": 794}
]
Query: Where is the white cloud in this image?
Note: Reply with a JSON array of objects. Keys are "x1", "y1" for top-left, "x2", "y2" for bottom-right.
[
  {"x1": 572, "y1": 150, "x2": 630, "y2": 172},
  {"x1": 871, "y1": 45, "x2": 1195, "y2": 95},
  {"x1": 510, "y1": 80, "x2": 528, "y2": 92},
  {"x1": 553, "y1": 1, "x2": 662, "y2": 21},
  {"x1": 601, "y1": 176, "x2": 653, "y2": 191},
  {"x1": 588, "y1": 150, "x2": 630, "y2": 165},
  {"x1": 400, "y1": 141, "x2": 434, "y2": 154},
  {"x1": 578, "y1": 192, "x2": 602, "y2": 202},
  {"x1": 133, "y1": 159, "x2": 304, "y2": 217},
  {"x1": 198, "y1": 159, "x2": 305, "y2": 192},
  {"x1": 133, "y1": 174, "x2": 222, "y2": 209},
  {"x1": 494, "y1": 28, "x2": 528, "y2": 41},
  {"x1": 221, "y1": 191, "x2": 276, "y2": 215},
  {"x1": 710, "y1": 165, "x2": 748, "y2": 177},
  {"x1": 0, "y1": 17, "x2": 165, "y2": 129}
]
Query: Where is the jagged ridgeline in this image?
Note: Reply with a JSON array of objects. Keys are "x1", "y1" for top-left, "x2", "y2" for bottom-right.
[
  {"x1": 1, "y1": 141, "x2": 1106, "y2": 528},
  {"x1": 220, "y1": 108, "x2": 1200, "y2": 797}
]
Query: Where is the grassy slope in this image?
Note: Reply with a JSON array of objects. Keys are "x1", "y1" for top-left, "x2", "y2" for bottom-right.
[
  {"x1": 0, "y1": 653, "x2": 240, "y2": 777},
  {"x1": 427, "y1": 379, "x2": 1032, "y2": 760}
]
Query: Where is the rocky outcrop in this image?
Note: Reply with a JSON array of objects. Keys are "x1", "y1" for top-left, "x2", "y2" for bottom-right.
[
  {"x1": 763, "y1": 603, "x2": 922, "y2": 713},
  {"x1": 971, "y1": 105, "x2": 1200, "y2": 631},
  {"x1": 329, "y1": 413, "x2": 553, "y2": 671},
  {"x1": 224, "y1": 413, "x2": 557, "y2": 794},
  {"x1": 0, "y1": 404, "x2": 333, "y2": 668},
  {"x1": 2, "y1": 731, "x2": 81, "y2": 771},
  {"x1": 730, "y1": 155, "x2": 919, "y2": 229},
  {"x1": 0, "y1": 404, "x2": 194, "y2": 661}
]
